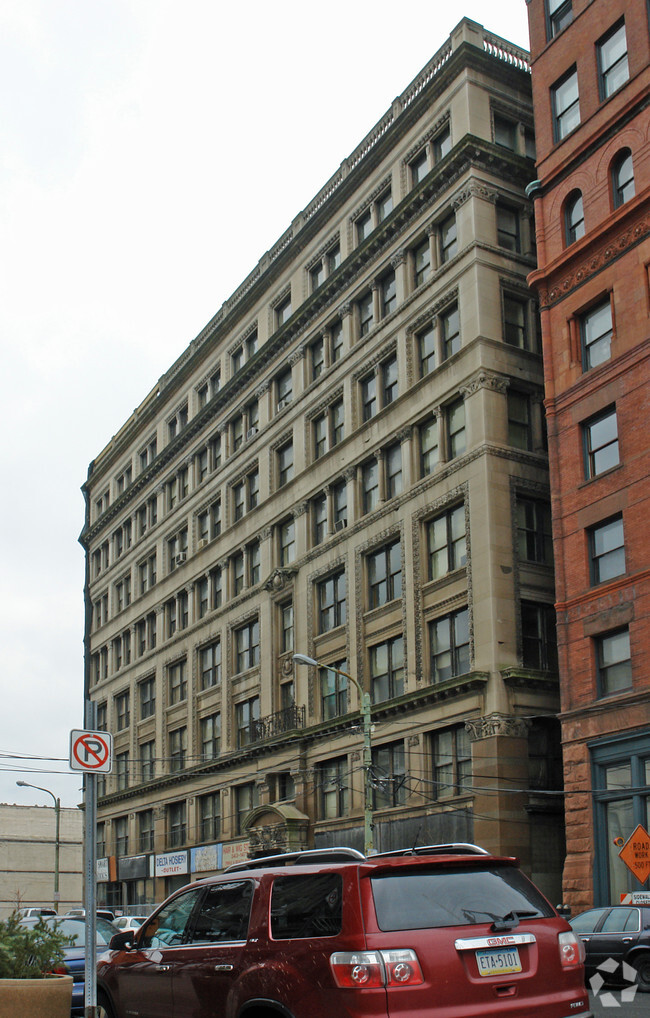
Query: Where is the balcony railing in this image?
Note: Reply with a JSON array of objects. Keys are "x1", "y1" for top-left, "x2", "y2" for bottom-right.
[{"x1": 248, "y1": 704, "x2": 306, "y2": 744}]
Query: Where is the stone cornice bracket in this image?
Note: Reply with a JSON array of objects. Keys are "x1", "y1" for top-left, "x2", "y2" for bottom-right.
[
  {"x1": 460, "y1": 370, "x2": 509, "y2": 397},
  {"x1": 452, "y1": 181, "x2": 499, "y2": 210},
  {"x1": 391, "y1": 249, "x2": 407, "y2": 268},
  {"x1": 292, "y1": 502, "x2": 308, "y2": 518},
  {"x1": 465, "y1": 713, "x2": 531, "y2": 741},
  {"x1": 255, "y1": 379, "x2": 271, "y2": 397},
  {"x1": 289, "y1": 347, "x2": 306, "y2": 366},
  {"x1": 263, "y1": 567, "x2": 297, "y2": 592},
  {"x1": 338, "y1": 302, "x2": 352, "y2": 318}
]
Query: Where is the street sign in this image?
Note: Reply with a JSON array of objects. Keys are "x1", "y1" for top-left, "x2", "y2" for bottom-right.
[
  {"x1": 620, "y1": 891, "x2": 650, "y2": 904},
  {"x1": 618, "y1": 824, "x2": 650, "y2": 885},
  {"x1": 69, "y1": 729, "x2": 113, "y2": 773}
]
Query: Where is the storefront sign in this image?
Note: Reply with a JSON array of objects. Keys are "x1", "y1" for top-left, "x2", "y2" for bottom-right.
[
  {"x1": 96, "y1": 857, "x2": 110, "y2": 882},
  {"x1": 155, "y1": 850, "x2": 189, "y2": 877},
  {"x1": 222, "y1": 841, "x2": 250, "y2": 869},
  {"x1": 118, "y1": 854, "x2": 149, "y2": 880},
  {"x1": 191, "y1": 844, "x2": 222, "y2": 873}
]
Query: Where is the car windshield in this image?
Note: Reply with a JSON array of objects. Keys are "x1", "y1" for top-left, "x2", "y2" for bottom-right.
[
  {"x1": 370, "y1": 865, "x2": 554, "y2": 931},
  {"x1": 44, "y1": 918, "x2": 117, "y2": 946}
]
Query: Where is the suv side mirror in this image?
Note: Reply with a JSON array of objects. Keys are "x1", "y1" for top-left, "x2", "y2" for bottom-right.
[{"x1": 109, "y1": 930, "x2": 136, "y2": 951}]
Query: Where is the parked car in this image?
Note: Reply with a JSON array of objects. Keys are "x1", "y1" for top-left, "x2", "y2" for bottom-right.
[
  {"x1": 19, "y1": 915, "x2": 117, "y2": 1016},
  {"x1": 64, "y1": 908, "x2": 117, "y2": 923},
  {"x1": 15, "y1": 906, "x2": 57, "y2": 918},
  {"x1": 97, "y1": 843, "x2": 591, "y2": 1018},
  {"x1": 112, "y1": 915, "x2": 149, "y2": 932},
  {"x1": 570, "y1": 904, "x2": 650, "y2": 991}
]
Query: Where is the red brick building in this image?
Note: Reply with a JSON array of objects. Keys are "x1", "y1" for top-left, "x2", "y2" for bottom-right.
[{"x1": 526, "y1": 0, "x2": 650, "y2": 910}]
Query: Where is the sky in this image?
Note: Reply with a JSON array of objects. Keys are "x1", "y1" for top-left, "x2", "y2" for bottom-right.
[{"x1": 0, "y1": 0, "x2": 531, "y2": 809}]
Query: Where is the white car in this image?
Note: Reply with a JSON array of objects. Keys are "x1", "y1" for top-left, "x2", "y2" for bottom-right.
[{"x1": 112, "y1": 915, "x2": 148, "y2": 931}]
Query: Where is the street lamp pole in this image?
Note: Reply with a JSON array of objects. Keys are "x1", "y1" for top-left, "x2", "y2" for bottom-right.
[
  {"x1": 16, "y1": 780, "x2": 61, "y2": 912},
  {"x1": 293, "y1": 653, "x2": 374, "y2": 856}
]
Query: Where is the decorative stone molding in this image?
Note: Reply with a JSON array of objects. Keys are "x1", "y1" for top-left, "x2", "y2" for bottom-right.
[
  {"x1": 452, "y1": 181, "x2": 499, "y2": 209},
  {"x1": 254, "y1": 379, "x2": 271, "y2": 397},
  {"x1": 405, "y1": 287, "x2": 459, "y2": 334},
  {"x1": 263, "y1": 567, "x2": 297, "y2": 592},
  {"x1": 465, "y1": 713, "x2": 531, "y2": 741},
  {"x1": 460, "y1": 370, "x2": 508, "y2": 397},
  {"x1": 391, "y1": 249, "x2": 407, "y2": 269},
  {"x1": 292, "y1": 502, "x2": 308, "y2": 518},
  {"x1": 289, "y1": 347, "x2": 306, "y2": 366}
]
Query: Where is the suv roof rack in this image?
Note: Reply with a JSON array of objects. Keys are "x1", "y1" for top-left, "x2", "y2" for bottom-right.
[
  {"x1": 224, "y1": 846, "x2": 366, "y2": 872},
  {"x1": 370, "y1": 843, "x2": 490, "y2": 858}
]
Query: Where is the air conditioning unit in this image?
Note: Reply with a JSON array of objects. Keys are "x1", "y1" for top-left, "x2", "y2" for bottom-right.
[
  {"x1": 246, "y1": 426, "x2": 259, "y2": 440},
  {"x1": 277, "y1": 397, "x2": 290, "y2": 412},
  {"x1": 198, "y1": 539, "x2": 208, "y2": 550},
  {"x1": 175, "y1": 552, "x2": 187, "y2": 565},
  {"x1": 334, "y1": 518, "x2": 347, "y2": 532}
]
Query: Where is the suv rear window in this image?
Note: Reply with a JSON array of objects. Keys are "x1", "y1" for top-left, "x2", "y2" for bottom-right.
[
  {"x1": 371, "y1": 865, "x2": 554, "y2": 931},
  {"x1": 271, "y1": 873, "x2": 342, "y2": 939}
]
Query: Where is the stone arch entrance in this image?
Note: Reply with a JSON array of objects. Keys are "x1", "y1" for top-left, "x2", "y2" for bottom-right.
[{"x1": 243, "y1": 803, "x2": 309, "y2": 858}]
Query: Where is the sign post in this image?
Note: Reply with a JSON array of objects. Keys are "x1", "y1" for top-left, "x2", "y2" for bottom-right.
[{"x1": 70, "y1": 722, "x2": 113, "y2": 1018}]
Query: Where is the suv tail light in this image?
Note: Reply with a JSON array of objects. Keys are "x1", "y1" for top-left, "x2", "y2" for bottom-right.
[
  {"x1": 330, "y1": 949, "x2": 424, "y2": 988},
  {"x1": 558, "y1": 931, "x2": 585, "y2": 968}
]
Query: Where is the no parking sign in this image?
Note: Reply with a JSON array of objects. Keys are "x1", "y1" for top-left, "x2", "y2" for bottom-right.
[{"x1": 69, "y1": 729, "x2": 113, "y2": 772}]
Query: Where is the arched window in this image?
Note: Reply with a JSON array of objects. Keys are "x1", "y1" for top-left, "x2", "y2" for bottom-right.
[
  {"x1": 564, "y1": 190, "x2": 585, "y2": 245},
  {"x1": 612, "y1": 149, "x2": 635, "y2": 208}
]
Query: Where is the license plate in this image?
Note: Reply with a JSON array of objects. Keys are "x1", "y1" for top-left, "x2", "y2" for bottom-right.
[{"x1": 475, "y1": 947, "x2": 522, "y2": 976}]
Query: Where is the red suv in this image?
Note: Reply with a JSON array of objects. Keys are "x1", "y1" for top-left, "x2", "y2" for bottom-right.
[{"x1": 97, "y1": 844, "x2": 592, "y2": 1018}]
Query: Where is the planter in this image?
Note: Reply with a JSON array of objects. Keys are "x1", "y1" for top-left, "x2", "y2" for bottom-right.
[{"x1": 0, "y1": 973, "x2": 73, "y2": 1017}]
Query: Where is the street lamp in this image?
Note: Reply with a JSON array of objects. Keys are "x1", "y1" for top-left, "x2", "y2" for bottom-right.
[
  {"x1": 293, "y1": 653, "x2": 374, "y2": 856},
  {"x1": 16, "y1": 780, "x2": 61, "y2": 913}
]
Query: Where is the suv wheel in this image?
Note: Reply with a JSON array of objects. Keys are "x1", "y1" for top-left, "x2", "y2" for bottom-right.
[{"x1": 634, "y1": 955, "x2": 650, "y2": 992}]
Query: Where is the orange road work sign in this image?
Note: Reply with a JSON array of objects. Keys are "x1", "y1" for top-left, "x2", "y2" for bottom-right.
[{"x1": 618, "y1": 824, "x2": 650, "y2": 884}]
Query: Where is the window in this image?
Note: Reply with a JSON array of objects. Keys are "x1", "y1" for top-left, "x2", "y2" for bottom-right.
[
  {"x1": 115, "y1": 464, "x2": 132, "y2": 495},
  {"x1": 318, "y1": 757, "x2": 348, "y2": 819},
  {"x1": 361, "y1": 459, "x2": 379, "y2": 514},
  {"x1": 367, "y1": 541, "x2": 402, "y2": 609},
  {"x1": 199, "y1": 792, "x2": 221, "y2": 842},
  {"x1": 446, "y1": 398, "x2": 466, "y2": 459},
  {"x1": 140, "y1": 742, "x2": 155, "y2": 784},
  {"x1": 380, "y1": 270, "x2": 396, "y2": 318},
  {"x1": 168, "y1": 800, "x2": 187, "y2": 847},
  {"x1": 521, "y1": 601, "x2": 558, "y2": 671},
  {"x1": 328, "y1": 243, "x2": 341, "y2": 274},
  {"x1": 590, "y1": 516, "x2": 625, "y2": 585},
  {"x1": 310, "y1": 335, "x2": 324, "y2": 378},
  {"x1": 236, "y1": 696, "x2": 260, "y2": 748},
  {"x1": 275, "y1": 367, "x2": 293, "y2": 409},
  {"x1": 169, "y1": 659, "x2": 187, "y2": 704},
  {"x1": 377, "y1": 188, "x2": 392, "y2": 223},
  {"x1": 320, "y1": 659, "x2": 348, "y2": 720},
  {"x1": 168, "y1": 403, "x2": 188, "y2": 441},
  {"x1": 370, "y1": 635, "x2": 404, "y2": 702},
  {"x1": 439, "y1": 214, "x2": 457, "y2": 263},
  {"x1": 503, "y1": 293, "x2": 535, "y2": 350},
  {"x1": 332, "y1": 479, "x2": 347, "y2": 530},
  {"x1": 612, "y1": 149, "x2": 635, "y2": 208},
  {"x1": 441, "y1": 304, "x2": 460, "y2": 359},
  {"x1": 565, "y1": 191, "x2": 585, "y2": 245},
  {"x1": 596, "y1": 628, "x2": 632, "y2": 695},
  {"x1": 419, "y1": 415, "x2": 439, "y2": 475},
  {"x1": 312, "y1": 493, "x2": 328, "y2": 546},
  {"x1": 235, "y1": 619, "x2": 260, "y2": 672},
  {"x1": 581, "y1": 299, "x2": 612, "y2": 370},
  {"x1": 198, "y1": 498, "x2": 221, "y2": 544},
  {"x1": 114, "y1": 815, "x2": 129, "y2": 855},
  {"x1": 508, "y1": 391, "x2": 533, "y2": 450},
  {"x1": 233, "y1": 549, "x2": 245, "y2": 597},
  {"x1": 116, "y1": 751, "x2": 129, "y2": 791},
  {"x1": 427, "y1": 505, "x2": 466, "y2": 579},
  {"x1": 385, "y1": 442, "x2": 402, "y2": 499},
  {"x1": 516, "y1": 498, "x2": 552, "y2": 564},
  {"x1": 358, "y1": 290, "x2": 374, "y2": 336},
  {"x1": 200, "y1": 640, "x2": 221, "y2": 689},
  {"x1": 139, "y1": 436, "x2": 157, "y2": 472},
  {"x1": 598, "y1": 21, "x2": 629, "y2": 100},
  {"x1": 167, "y1": 527, "x2": 188, "y2": 571},
  {"x1": 431, "y1": 726, "x2": 472, "y2": 798},
  {"x1": 139, "y1": 676, "x2": 156, "y2": 719},
  {"x1": 116, "y1": 691, "x2": 130, "y2": 731},
  {"x1": 494, "y1": 113, "x2": 517, "y2": 150},
  {"x1": 552, "y1": 68, "x2": 580, "y2": 141},
  {"x1": 382, "y1": 354, "x2": 398, "y2": 405},
  {"x1": 234, "y1": 783, "x2": 258, "y2": 834},
  {"x1": 356, "y1": 209, "x2": 372, "y2": 244},
  {"x1": 410, "y1": 148, "x2": 428, "y2": 186},
  {"x1": 277, "y1": 441, "x2": 294, "y2": 487},
  {"x1": 497, "y1": 204, "x2": 521, "y2": 253},
  {"x1": 310, "y1": 260, "x2": 325, "y2": 291},
  {"x1": 138, "y1": 809, "x2": 155, "y2": 852},
  {"x1": 233, "y1": 467, "x2": 259, "y2": 521},
  {"x1": 430, "y1": 608, "x2": 470, "y2": 681},
  {"x1": 418, "y1": 321, "x2": 436, "y2": 376},
  {"x1": 280, "y1": 601, "x2": 294, "y2": 653},
  {"x1": 210, "y1": 565, "x2": 222, "y2": 610},
  {"x1": 276, "y1": 294, "x2": 292, "y2": 328},
  {"x1": 413, "y1": 237, "x2": 431, "y2": 288},
  {"x1": 360, "y1": 373, "x2": 377, "y2": 421},
  {"x1": 197, "y1": 368, "x2": 220, "y2": 408},
  {"x1": 313, "y1": 398, "x2": 344, "y2": 458},
  {"x1": 373, "y1": 742, "x2": 406, "y2": 808},
  {"x1": 169, "y1": 727, "x2": 187, "y2": 773},
  {"x1": 584, "y1": 407, "x2": 619, "y2": 478},
  {"x1": 248, "y1": 539, "x2": 260, "y2": 586},
  {"x1": 434, "y1": 126, "x2": 452, "y2": 161},
  {"x1": 201, "y1": 713, "x2": 221, "y2": 761},
  {"x1": 317, "y1": 570, "x2": 346, "y2": 632},
  {"x1": 547, "y1": 0, "x2": 572, "y2": 38},
  {"x1": 279, "y1": 518, "x2": 295, "y2": 565}
]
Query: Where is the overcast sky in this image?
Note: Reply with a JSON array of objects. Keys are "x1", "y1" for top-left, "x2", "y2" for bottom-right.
[{"x1": 0, "y1": 0, "x2": 530, "y2": 809}]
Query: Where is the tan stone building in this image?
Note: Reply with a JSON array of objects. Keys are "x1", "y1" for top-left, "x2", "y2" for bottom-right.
[
  {"x1": 0, "y1": 804, "x2": 83, "y2": 918},
  {"x1": 80, "y1": 19, "x2": 564, "y2": 910}
]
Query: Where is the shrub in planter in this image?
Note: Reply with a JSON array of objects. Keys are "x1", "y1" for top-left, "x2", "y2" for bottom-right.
[{"x1": 0, "y1": 914, "x2": 73, "y2": 1018}]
